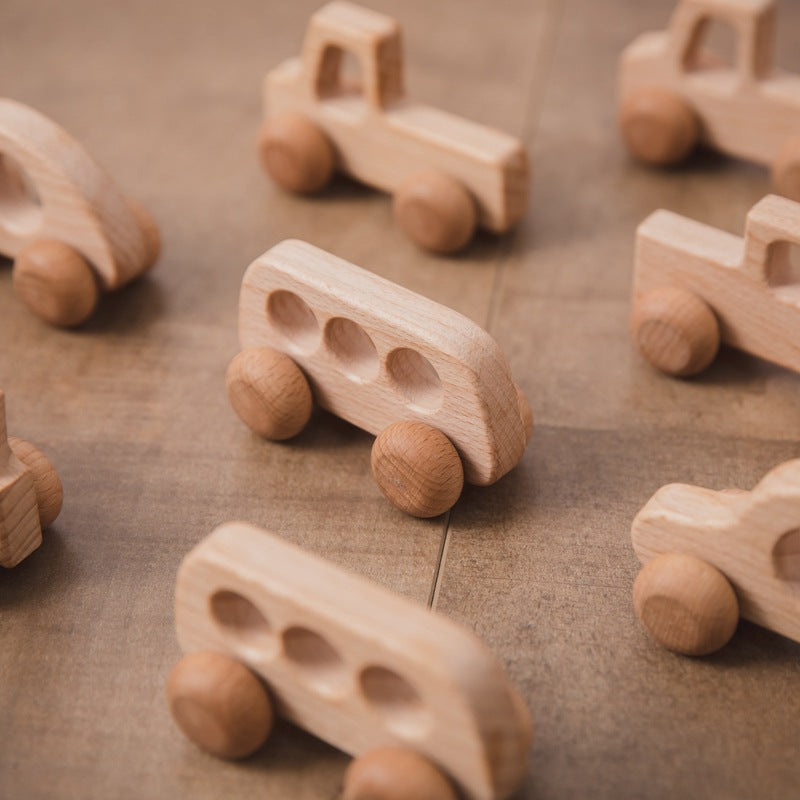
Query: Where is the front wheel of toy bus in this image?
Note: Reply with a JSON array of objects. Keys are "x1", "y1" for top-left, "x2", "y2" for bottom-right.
[
  {"x1": 167, "y1": 651, "x2": 274, "y2": 759},
  {"x1": 8, "y1": 436, "x2": 63, "y2": 527}
]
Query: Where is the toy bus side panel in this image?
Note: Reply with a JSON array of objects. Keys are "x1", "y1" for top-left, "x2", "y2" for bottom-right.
[
  {"x1": 0, "y1": 459, "x2": 41, "y2": 568},
  {"x1": 633, "y1": 210, "x2": 800, "y2": 373},
  {"x1": 632, "y1": 489, "x2": 800, "y2": 642},
  {"x1": 175, "y1": 523, "x2": 530, "y2": 800},
  {"x1": 619, "y1": 37, "x2": 800, "y2": 164},
  {"x1": 238, "y1": 240, "x2": 526, "y2": 485},
  {"x1": 264, "y1": 64, "x2": 528, "y2": 232}
]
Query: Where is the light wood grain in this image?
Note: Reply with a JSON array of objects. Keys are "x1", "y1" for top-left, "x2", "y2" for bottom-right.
[{"x1": 174, "y1": 522, "x2": 532, "y2": 800}]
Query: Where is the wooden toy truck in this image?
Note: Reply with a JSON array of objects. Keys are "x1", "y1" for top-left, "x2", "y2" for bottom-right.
[
  {"x1": 226, "y1": 239, "x2": 532, "y2": 518},
  {"x1": 0, "y1": 98, "x2": 160, "y2": 327},
  {"x1": 258, "y1": 1, "x2": 529, "y2": 253},
  {"x1": 630, "y1": 194, "x2": 800, "y2": 376},
  {"x1": 618, "y1": 0, "x2": 800, "y2": 201},
  {"x1": 0, "y1": 389, "x2": 63, "y2": 567},
  {"x1": 167, "y1": 522, "x2": 532, "y2": 800},
  {"x1": 631, "y1": 459, "x2": 800, "y2": 655}
]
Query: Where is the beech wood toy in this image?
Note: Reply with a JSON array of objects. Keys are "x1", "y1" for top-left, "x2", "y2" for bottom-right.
[
  {"x1": 0, "y1": 98, "x2": 160, "y2": 327},
  {"x1": 167, "y1": 522, "x2": 532, "y2": 800},
  {"x1": 631, "y1": 460, "x2": 800, "y2": 655},
  {"x1": 257, "y1": 1, "x2": 529, "y2": 253},
  {"x1": 618, "y1": 0, "x2": 800, "y2": 201},
  {"x1": 0, "y1": 390, "x2": 63, "y2": 567},
  {"x1": 226, "y1": 239, "x2": 532, "y2": 518},
  {"x1": 630, "y1": 193, "x2": 800, "y2": 376}
]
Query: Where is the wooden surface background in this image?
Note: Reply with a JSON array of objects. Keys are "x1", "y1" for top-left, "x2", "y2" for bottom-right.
[{"x1": 1, "y1": 1, "x2": 799, "y2": 798}]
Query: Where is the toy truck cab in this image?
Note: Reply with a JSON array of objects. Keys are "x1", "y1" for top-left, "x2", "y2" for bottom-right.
[
  {"x1": 260, "y1": 2, "x2": 529, "y2": 252},
  {"x1": 631, "y1": 459, "x2": 800, "y2": 654},
  {"x1": 618, "y1": 0, "x2": 800, "y2": 200},
  {"x1": 168, "y1": 522, "x2": 532, "y2": 800}
]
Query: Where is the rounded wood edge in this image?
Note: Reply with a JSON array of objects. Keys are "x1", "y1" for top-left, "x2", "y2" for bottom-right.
[{"x1": 7, "y1": 436, "x2": 63, "y2": 528}]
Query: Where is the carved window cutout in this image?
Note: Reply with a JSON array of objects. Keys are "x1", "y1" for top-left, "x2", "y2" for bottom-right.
[
  {"x1": 316, "y1": 45, "x2": 364, "y2": 100},
  {"x1": 773, "y1": 528, "x2": 800, "y2": 581},
  {"x1": 683, "y1": 17, "x2": 738, "y2": 72},
  {"x1": 766, "y1": 242, "x2": 800, "y2": 289}
]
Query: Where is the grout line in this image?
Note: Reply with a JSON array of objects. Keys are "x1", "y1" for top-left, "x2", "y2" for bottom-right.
[{"x1": 427, "y1": 509, "x2": 452, "y2": 609}]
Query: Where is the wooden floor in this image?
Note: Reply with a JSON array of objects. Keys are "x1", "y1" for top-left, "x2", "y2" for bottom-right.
[{"x1": 1, "y1": 1, "x2": 799, "y2": 798}]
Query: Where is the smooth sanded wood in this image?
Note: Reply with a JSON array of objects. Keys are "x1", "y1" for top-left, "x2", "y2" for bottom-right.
[
  {"x1": 631, "y1": 458, "x2": 800, "y2": 644},
  {"x1": 174, "y1": 522, "x2": 532, "y2": 800}
]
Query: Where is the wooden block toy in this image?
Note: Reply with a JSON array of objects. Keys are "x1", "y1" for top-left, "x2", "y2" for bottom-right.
[
  {"x1": 226, "y1": 239, "x2": 532, "y2": 518},
  {"x1": 167, "y1": 521, "x2": 532, "y2": 800},
  {"x1": 257, "y1": 1, "x2": 529, "y2": 253},
  {"x1": 631, "y1": 459, "x2": 800, "y2": 655},
  {"x1": 618, "y1": 0, "x2": 800, "y2": 201},
  {"x1": 630, "y1": 193, "x2": 800, "y2": 376},
  {"x1": 0, "y1": 389, "x2": 63, "y2": 567},
  {"x1": 0, "y1": 98, "x2": 160, "y2": 327}
]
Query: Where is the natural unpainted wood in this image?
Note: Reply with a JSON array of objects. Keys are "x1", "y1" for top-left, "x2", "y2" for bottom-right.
[
  {"x1": 631, "y1": 458, "x2": 800, "y2": 649},
  {"x1": 260, "y1": 1, "x2": 529, "y2": 250},
  {"x1": 0, "y1": 98, "x2": 160, "y2": 325},
  {"x1": 631, "y1": 193, "x2": 800, "y2": 376},
  {"x1": 618, "y1": 0, "x2": 800, "y2": 199},
  {"x1": 173, "y1": 522, "x2": 532, "y2": 800}
]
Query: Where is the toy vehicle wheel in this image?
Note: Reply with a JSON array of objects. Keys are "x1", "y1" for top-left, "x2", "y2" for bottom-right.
[
  {"x1": 12, "y1": 240, "x2": 99, "y2": 327},
  {"x1": 630, "y1": 286, "x2": 719, "y2": 376},
  {"x1": 127, "y1": 199, "x2": 162, "y2": 272},
  {"x1": 772, "y1": 136, "x2": 800, "y2": 202},
  {"x1": 619, "y1": 88, "x2": 699, "y2": 166},
  {"x1": 371, "y1": 420, "x2": 464, "y2": 518},
  {"x1": 343, "y1": 747, "x2": 457, "y2": 800},
  {"x1": 7, "y1": 436, "x2": 63, "y2": 528},
  {"x1": 226, "y1": 347, "x2": 313, "y2": 440},
  {"x1": 258, "y1": 112, "x2": 334, "y2": 194},
  {"x1": 393, "y1": 169, "x2": 477, "y2": 253},
  {"x1": 633, "y1": 552, "x2": 739, "y2": 656},
  {"x1": 166, "y1": 651, "x2": 274, "y2": 759}
]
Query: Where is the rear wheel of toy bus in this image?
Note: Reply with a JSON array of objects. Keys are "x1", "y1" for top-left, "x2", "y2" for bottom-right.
[
  {"x1": 343, "y1": 747, "x2": 458, "y2": 800},
  {"x1": 167, "y1": 651, "x2": 274, "y2": 759},
  {"x1": 371, "y1": 420, "x2": 464, "y2": 518},
  {"x1": 258, "y1": 113, "x2": 335, "y2": 194},
  {"x1": 773, "y1": 136, "x2": 800, "y2": 202},
  {"x1": 12, "y1": 239, "x2": 99, "y2": 327},
  {"x1": 393, "y1": 170, "x2": 477, "y2": 254},
  {"x1": 633, "y1": 552, "x2": 739, "y2": 656},
  {"x1": 630, "y1": 286, "x2": 720, "y2": 376},
  {"x1": 8, "y1": 437, "x2": 63, "y2": 527},
  {"x1": 226, "y1": 347, "x2": 313, "y2": 440},
  {"x1": 619, "y1": 88, "x2": 699, "y2": 166}
]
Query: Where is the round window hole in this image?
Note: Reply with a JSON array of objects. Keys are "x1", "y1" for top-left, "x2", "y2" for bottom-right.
[
  {"x1": 324, "y1": 317, "x2": 379, "y2": 381},
  {"x1": 359, "y1": 665, "x2": 433, "y2": 739},
  {"x1": 0, "y1": 153, "x2": 43, "y2": 236},
  {"x1": 209, "y1": 590, "x2": 277, "y2": 657},
  {"x1": 266, "y1": 290, "x2": 321, "y2": 353},
  {"x1": 773, "y1": 529, "x2": 800, "y2": 581},
  {"x1": 282, "y1": 626, "x2": 349, "y2": 697},
  {"x1": 386, "y1": 348, "x2": 443, "y2": 411}
]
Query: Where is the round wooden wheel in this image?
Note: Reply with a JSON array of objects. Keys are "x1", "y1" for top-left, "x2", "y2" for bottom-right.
[
  {"x1": 619, "y1": 88, "x2": 699, "y2": 166},
  {"x1": 630, "y1": 286, "x2": 720, "y2": 376},
  {"x1": 128, "y1": 199, "x2": 162, "y2": 272},
  {"x1": 12, "y1": 240, "x2": 99, "y2": 327},
  {"x1": 226, "y1": 347, "x2": 313, "y2": 440},
  {"x1": 258, "y1": 112, "x2": 334, "y2": 194},
  {"x1": 8, "y1": 437, "x2": 63, "y2": 528},
  {"x1": 772, "y1": 136, "x2": 800, "y2": 202},
  {"x1": 371, "y1": 420, "x2": 464, "y2": 518},
  {"x1": 393, "y1": 170, "x2": 477, "y2": 253},
  {"x1": 343, "y1": 747, "x2": 457, "y2": 800},
  {"x1": 633, "y1": 552, "x2": 739, "y2": 656},
  {"x1": 166, "y1": 651, "x2": 274, "y2": 759}
]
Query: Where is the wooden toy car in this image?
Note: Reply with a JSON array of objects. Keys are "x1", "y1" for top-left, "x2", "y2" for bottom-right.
[
  {"x1": 618, "y1": 0, "x2": 800, "y2": 201},
  {"x1": 630, "y1": 193, "x2": 800, "y2": 376},
  {"x1": 167, "y1": 522, "x2": 532, "y2": 800},
  {"x1": 257, "y1": 1, "x2": 529, "y2": 253},
  {"x1": 225, "y1": 239, "x2": 532, "y2": 518},
  {"x1": 0, "y1": 389, "x2": 63, "y2": 567},
  {"x1": 631, "y1": 459, "x2": 800, "y2": 655},
  {"x1": 0, "y1": 98, "x2": 160, "y2": 327}
]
